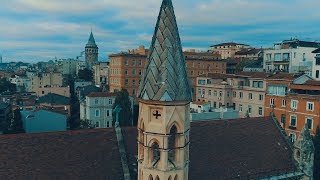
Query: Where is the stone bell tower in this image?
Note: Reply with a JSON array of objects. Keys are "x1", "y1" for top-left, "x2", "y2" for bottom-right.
[
  {"x1": 293, "y1": 124, "x2": 315, "y2": 180},
  {"x1": 136, "y1": 0, "x2": 192, "y2": 179},
  {"x1": 85, "y1": 31, "x2": 98, "y2": 68}
]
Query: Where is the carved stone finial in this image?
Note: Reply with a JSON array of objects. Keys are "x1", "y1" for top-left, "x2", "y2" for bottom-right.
[{"x1": 293, "y1": 124, "x2": 315, "y2": 179}]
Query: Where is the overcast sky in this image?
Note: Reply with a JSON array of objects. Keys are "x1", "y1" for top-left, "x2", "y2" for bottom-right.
[{"x1": 1, "y1": 0, "x2": 320, "y2": 63}]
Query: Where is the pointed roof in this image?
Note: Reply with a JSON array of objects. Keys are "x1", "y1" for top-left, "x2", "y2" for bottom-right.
[
  {"x1": 86, "y1": 31, "x2": 97, "y2": 46},
  {"x1": 138, "y1": 0, "x2": 192, "y2": 102}
]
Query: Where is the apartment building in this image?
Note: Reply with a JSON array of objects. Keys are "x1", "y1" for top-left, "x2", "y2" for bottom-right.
[
  {"x1": 263, "y1": 39, "x2": 320, "y2": 75},
  {"x1": 27, "y1": 72, "x2": 70, "y2": 97},
  {"x1": 264, "y1": 73, "x2": 319, "y2": 142},
  {"x1": 210, "y1": 42, "x2": 251, "y2": 59},
  {"x1": 312, "y1": 48, "x2": 320, "y2": 80},
  {"x1": 109, "y1": 46, "x2": 226, "y2": 101},
  {"x1": 109, "y1": 53, "x2": 147, "y2": 98},
  {"x1": 80, "y1": 92, "x2": 134, "y2": 128},
  {"x1": 93, "y1": 62, "x2": 109, "y2": 87},
  {"x1": 234, "y1": 48, "x2": 263, "y2": 60},
  {"x1": 196, "y1": 72, "x2": 269, "y2": 118}
]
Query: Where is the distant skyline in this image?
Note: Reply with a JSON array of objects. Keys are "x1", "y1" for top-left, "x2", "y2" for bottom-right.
[{"x1": 1, "y1": 0, "x2": 320, "y2": 63}]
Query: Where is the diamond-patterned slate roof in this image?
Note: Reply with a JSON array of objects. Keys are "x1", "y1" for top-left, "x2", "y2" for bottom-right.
[{"x1": 138, "y1": 0, "x2": 192, "y2": 102}]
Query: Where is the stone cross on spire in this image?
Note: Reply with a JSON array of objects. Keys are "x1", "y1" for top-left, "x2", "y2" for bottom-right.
[{"x1": 138, "y1": 0, "x2": 192, "y2": 102}]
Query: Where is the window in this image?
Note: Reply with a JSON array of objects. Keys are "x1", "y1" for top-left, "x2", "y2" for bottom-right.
[
  {"x1": 168, "y1": 125, "x2": 177, "y2": 163},
  {"x1": 214, "y1": 90, "x2": 217, "y2": 96},
  {"x1": 306, "y1": 118, "x2": 313, "y2": 130},
  {"x1": 281, "y1": 114, "x2": 286, "y2": 124},
  {"x1": 274, "y1": 53, "x2": 281, "y2": 61},
  {"x1": 233, "y1": 92, "x2": 237, "y2": 98},
  {"x1": 95, "y1": 99, "x2": 99, "y2": 104},
  {"x1": 294, "y1": 52, "x2": 297, "y2": 58},
  {"x1": 227, "y1": 91, "x2": 230, "y2": 97},
  {"x1": 249, "y1": 93, "x2": 253, "y2": 100},
  {"x1": 252, "y1": 81, "x2": 264, "y2": 88},
  {"x1": 108, "y1": 99, "x2": 113, "y2": 105},
  {"x1": 95, "y1": 121, "x2": 100, "y2": 128},
  {"x1": 132, "y1": 60, "x2": 136, "y2": 66},
  {"x1": 139, "y1": 70, "x2": 142, "y2": 76},
  {"x1": 125, "y1": 79, "x2": 129, "y2": 86},
  {"x1": 239, "y1": 92, "x2": 243, "y2": 99},
  {"x1": 132, "y1": 89, "x2": 136, "y2": 96},
  {"x1": 239, "y1": 104, "x2": 243, "y2": 112},
  {"x1": 132, "y1": 69, "x2": 136, "y2": 75},
  {"x1": 267, "y1": 85, "x2": 287, "y2": 96},
  {"x1": 139, "y1": 60, "x2": 142, "y2": 66},
  {"x1": 282, "y1": 100, "x2": 286, "y2": 107},
  {"x1": 289, "y1": 133, "x2": 296, "y2": 143},
  {"x1": 259, "y1": 94, "x2": 263, "y2": 101},
  {"x1": 270, "y1": 98, "x2": 275, "y2": 105},
  {"x1": 133, "y1": 80, "x2": 136, "y2": 86},
  {"x1": 316, "y1": 70, "x2": 320, "y2": 79},
  {"x1": 125, "y1": 69, "x2": 128, "y2": 75},
  {"x1": 208, "y1": 90, "x2": 212, "y2": 96},
  {"x1": 290, "y1": 115, "x2": 297, "y2": 127},
  {"x1": 107, "y1": 121, "x2": 110, "y2": 127},
  {"x1": 198, "y1": 80, "x2": 206, "y2": 85},
  {"x1": 248, "y1": 105, "x2": 252, "y2": 114},
  {"x1": 107, "y1": 110, "x2": 110, "y2": 117},
  {"x1": 259, "y1": 107, "x2": 263, "y2": 116},
  {"x1": 291, "y1": 100, "x2": 298, "y2": 109},
  {"x1": 306, "y1": 102, "x2": 314, "y2": 111},
  {"x1": 213, "y1": 102, "x2": 217, "y2": 108},
  {"x1": 151, "y1": 142, "x2": 160, "y2": 165},
  {"x1": 125, "y1": 59, "x2": 129, "y2": 65},
  {"x1": 95, "y1": 109, "x2": 100, "y2": 117},
  {"x1": 219, "y1": 91, "x2": 223, "y2": 97}
]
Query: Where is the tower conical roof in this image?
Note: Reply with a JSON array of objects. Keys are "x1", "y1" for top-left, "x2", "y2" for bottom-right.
[
  {"x1": 138, "y1": 0, "x2": 192, "y2": 102},
  {"x1": 86, "y1": 31, "x2": 97, "y2": 46}
]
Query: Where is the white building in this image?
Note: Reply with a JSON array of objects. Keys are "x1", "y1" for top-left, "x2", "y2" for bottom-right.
[
  {"x1": 9, "y1": 75, "x2": 31, "y2": 92},
  {"x1": 312, "y1": 48, "x2": 320, "y2": 80},
  {"x1": 93, "y1": 62, "x2": 109, "y2": 87},
  {"x1": 80, "y1": 92, "x2": 134, "y2": 128},
  {"x1": 263, "y1": 39, "x2": 320, "y2": 76}
]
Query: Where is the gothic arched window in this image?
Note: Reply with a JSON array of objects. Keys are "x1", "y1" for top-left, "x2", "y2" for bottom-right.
[
  {"x1": 149, "y1": 174, "x2": 153, "y2": 180},
  {"x1": 151, "y1": 142, "x2": 160, "y2": 165},
  {"x1": 168, "y1": 125, "x2": 177, "y2": 163},
  {"x1": 155, "y1": 175, "x2": 160, "y2": 180},
  {"x1": 139, "y1": 123, "x2": 145, "y2": 159}
]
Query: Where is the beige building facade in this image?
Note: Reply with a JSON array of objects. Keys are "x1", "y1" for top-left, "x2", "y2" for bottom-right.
[
  {"x1": 210, "y1": 42, "x2": 251, "y2": 59},
  {"x1": 196, "y1": 72, "x2": 269, "y2": 118},
  {"x1": 27, "y1": 72, "x2": 69, "y2": 97}
]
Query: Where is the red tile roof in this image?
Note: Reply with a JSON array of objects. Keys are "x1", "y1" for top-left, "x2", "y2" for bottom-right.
[
  {"x1": 305, "y1": 80, "x2": 320, "y2": 86},
  {"x1": 267, "y1": 73, "x2": 304, "y2": 81},
  {"x1": 198, "y1": 73, "x2": 234, "y2": 79},
  {"x1": 236, "y1": 72, "x2": 271, "y2": 79},
  {"x1": 0, "y1": 128, "x2": 123, "y2": 179},
  {"x1": 87, "y1": 92, "x2": 117, "y2": 97},
  {"x1": 0, "y1": 117, "x2": 297, "y2": 179}
]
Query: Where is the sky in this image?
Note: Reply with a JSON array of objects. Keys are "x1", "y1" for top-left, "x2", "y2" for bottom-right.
[{"x1": 1, "y1": 0, "x2": 320, "y2": 63}]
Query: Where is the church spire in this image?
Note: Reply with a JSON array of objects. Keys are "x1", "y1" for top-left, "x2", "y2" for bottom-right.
[{"x1": 138, "y1": 0, "x2": 192, "y2": 102}]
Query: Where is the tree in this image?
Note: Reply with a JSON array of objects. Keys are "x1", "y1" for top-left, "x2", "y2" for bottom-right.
[
  {"x1": 314, "y1": 127, "x2": 320, "y2": 179},
  {"x1": 10, "y1": 108, "x2": 24, "y2": 133},
  {"x1": 112, "y1": 88, "x2": 132, "y2": 127},
  {"x1": 77, "y1": 68, "x2": 93, "y2": 82},
  {"x1": 0, "y1": 78, "x2": 16, "y2": 93}
]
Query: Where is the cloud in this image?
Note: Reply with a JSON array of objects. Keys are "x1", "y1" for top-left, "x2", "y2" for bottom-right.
[{"x1": 1, "y1": 0, "x2": 320, "y2": 62}]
